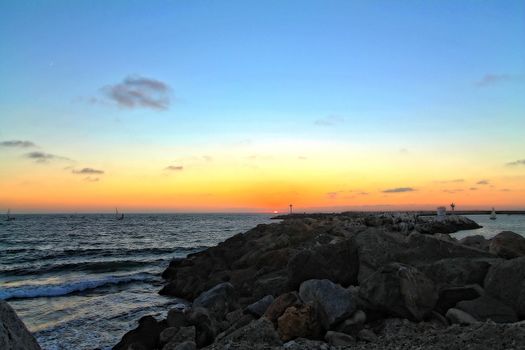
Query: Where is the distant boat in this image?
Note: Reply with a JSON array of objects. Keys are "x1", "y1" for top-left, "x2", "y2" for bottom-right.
[
  {"x1": 490, "y1": 208, "x2": 497, "y2": 220},
  {"x1": 115, "y1": 208, "x2": 124, "y2": 221},
  {"x1": 6, "y1": 209, "x2": 15, "y2": 221}
]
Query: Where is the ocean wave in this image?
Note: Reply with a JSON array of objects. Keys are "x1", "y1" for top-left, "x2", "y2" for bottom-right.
[
  {"x1": 0, "y1": 258, "x2": 167, "y2": 276},
  {"x1": 0, "y1": 272, "x2": 156, "y2": 300}
]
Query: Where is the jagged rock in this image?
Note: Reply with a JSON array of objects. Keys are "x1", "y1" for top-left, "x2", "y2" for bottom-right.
[
  {"x1": 113, "y1": 315, "x2": 166, "y2": 350},
  {"x1": 445, "y1": 308, "x2": 479, "y2": 325},
  {"x1": 287, "y1": 239, "x2": 358, "y2": 289},
  {"x1": 282, "y1": 338, "x2": 330, "y2": 350},
  {"x1": 214, "y1": 317, "x2": 281, "y2": 347},
  {"x1": 186, "y1": 307, "x2": 216, "y2": 347},
  {"x1": 336, "y1": 310, "x2": 366, "y2": 335},
  {"x1": 167, "y1": 308, "x2": 188, "y2": 328},
  {"x1": 172, "y1": 342, "x2": 196, "y2": 350},
  {"x1": 435, "y1": 284, "x2": 484, "y2": 313},
  {"x1": 160, "y1": 327, "x2": 180, "y2": 345},
  {"x1": 489, "y1": 231, "x2": 525, "y2": 259},
  {"x1": 298, "y1": 279, "x2": 355, "y2": 327},
  {"x1": 359, "y1": 263, "x2": 438, "y2": 321},
  {"x1": 354, "y1": 229, "x2": 493, "y2": 283},
  {"x1": 277, "y1": 303, "x2": 325, "y2": 342},
  {"x1": 459, "y1": 235, "x2": 489, "y2": 251},
  {"x1": 193, "y1": 282, "x2": 237, "y2": 320},
  {"x1": 456, "y1": 295, "x2": 518, "y2": 323},
  {"x1": 357, "y1": 328, "x2": 378, "y2": 342},
  {"x1": 0, "y1": 300, "x2": 41, "y2": 350},
  {"x1": 163, "y1": 326, "x2": 196, "y2": 350},
  {"x1": 414, "y1": 215, "x2": 481, "y2": 234},
  {"x1": 264, "y1": 292, "x2": 301, "y2": 325},
  {"x1": 245, "y1": 295, "x2": 274, "y2": 317},
  {"x1": 418, "y1": 257, "x2": 500, "y2": 289},
  {"x1": 325, "y1": 331, "x2": 355, "y2": 346},
  {"x1": 484, "y1": 256, "x2": 525, "y2": 318}
]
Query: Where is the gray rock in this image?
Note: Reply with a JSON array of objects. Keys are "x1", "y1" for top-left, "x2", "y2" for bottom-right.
[
  {"x1": 159, "y1": 327, "x2": 180, "y2": 345},
  {"x1": 113, "y1": 315, "x2": 165, "y2": 350},
  {"x1": 298, "y1": 279, "x2": 355, "y2": 327},
  {"x1": 216, "y1": 317, "x2": 282, "y2": 346},
  {"x1": 459, "y1": 235, "x2": 489, "y2": 251},
  {"x1": 325, "y1": 331, "x2": 355, "y2": 346},
  {"x1": 435, "y1": 284, "x2": 484, "y2": 313},
  {"x1": 163, "y1": 326, "x2": 196, "y2": 350},
  {"x1": 0, "y1": 300, "x2": 41, "y2": 350},
  {"x1": 357, "y1": 329, "x2": 377, "y2": 343},
  {"x1": 445, "y1": 308, "x2": 479, "y2": 325},
  {"x1": 484, "y1": 256, "x2": 525, "y2": 318},
  {"x1": 489, "y1": 231, "x2": 525, "y2": 259},
  {"x1": 359, "y1": 263, "x2": 438, "y2": 321},
  {"x1": 193, "y1": 282, "x2": 237, "y2": 320},
  {"x1": 456, "y1": 295, "x2": 518, "y2": 323},
  {"x1": 173, "y1": 341, "x2": 196, "y2": 350},
  {"x1": 186, "y1": 307, "x2": 216, "y2": 347},
  {"x1": 245, "y1": 295, "x2": 274, "y2": 317},
  {"x1": 336, "y1": 310, "x2": 366, "y2": 335},
  {"x1": 167, "y1": 308, "x2": 188, "y2": 328}
]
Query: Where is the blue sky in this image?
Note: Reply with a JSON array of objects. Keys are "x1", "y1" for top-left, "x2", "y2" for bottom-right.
[{"x1": 1, "y1": 0, "x2": 524, "y2": 211}]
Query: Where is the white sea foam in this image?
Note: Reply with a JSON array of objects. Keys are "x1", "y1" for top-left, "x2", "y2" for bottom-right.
[{"x1": 0, "y1": 272, "x2": 155, "y2": 300}]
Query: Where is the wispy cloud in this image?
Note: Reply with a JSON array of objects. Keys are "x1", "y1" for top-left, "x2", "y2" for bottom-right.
[
  {"x1": 84, "y1": 176, "x2": 100, "y2": 182},
  {"x1": 469, "y1": 187, "x2": 478, "y2": 191},
  {"x1": 399, "y1": 148, "x2": 409, "y2": 154},
  {"x1": 0, "y1": 140, "x2": 37, "y2": 148},
  {"x1": 24, "y1": 152, "x2": 71, "y2": 163},
  {"x1": 165, "y1": 165, "x2": 183, "y2": 171},
  {"x1": 382, "y1": 187, "x2": 415, "y2": 193},
  {"x1": 298, "y1": 156, "x2": 308, "y2": 160},
  {"x1": 435, "y1": 179, "x2": 464, "y2": 184},
  {"x1": 477, "y1": 179, "x2": 489, "y2": 185},
  {"x1": 475, "y1": 74, "x2": 522, "y2": 87},
  {"x1": 506, "y1": 159, "x2": 525, "y2": 167},
  {"x1": 443, "y1": 189, "x2": 464, "y2": 194},
  {"x1": 326, "y1": 190, "x2": 369, "y2": 199},
  {"x1": 314, "y1": 115, "x2": 345, "y2": 126},
  {"x1": 72, "y1": 168, "x2": 104, "y2": 175},
  {"x1": 100, "y1": 75, "x2": 171, "y2": 110}
]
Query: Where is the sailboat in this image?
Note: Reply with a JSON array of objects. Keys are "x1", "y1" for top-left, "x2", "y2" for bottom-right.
[
  {"x1": 115, "y1": 208, "x2": 124, "y2": 221},
  {"x1": 6, "y1": 209, "x2": 15, "y2": 221},
  {"x1": 490, "y1": 207, "x2": 497, "y2": 220}
]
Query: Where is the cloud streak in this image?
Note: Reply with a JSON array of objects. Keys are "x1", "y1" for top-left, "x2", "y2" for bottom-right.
[
  {"x1": 0, "y1": 140, "x2": 37, "y2": 148},
  {"x1": 382, "y1": 187, "x2": 415, "y2": 193},
  {"x1": 101, "y1": 75, "x2": 171, "y2": 110},
  {"x1": 72, "y1": 168, "x2": 104, "y2": 175},
  {"x1": 165, "y1": 165, "x2": 183, "y2": 171},
  {"x1": 24, "y1": 152, "x2": 71, "y2": 163},
  {"x1": 477, "y1": 179, "x2": 489, "y2": 185},
  {"x1": 506, "y1": 159, "x2": 525, "y2": 167},
  {"x1": 314, "y1": 115, "x2": 345, "y2": 126},
  {"x1": 435, "y1": 179, "x2": 464, "y2": 184},
  {"x1": 475, "y1": 74, "x2": 523, "y2": 87}
]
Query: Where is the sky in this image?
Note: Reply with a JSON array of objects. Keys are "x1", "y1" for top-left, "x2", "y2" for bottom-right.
[{"x1": 0, "y1": 0, "x2": 524, "y2": 213}]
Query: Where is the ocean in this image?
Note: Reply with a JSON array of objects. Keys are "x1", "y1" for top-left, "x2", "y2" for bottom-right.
[
  {"x1": 0, "y1": 213, "x2": 524, "y2": 350},
  {"x1": 0, "y1": 213, "x2": 275, "y2": 350}
]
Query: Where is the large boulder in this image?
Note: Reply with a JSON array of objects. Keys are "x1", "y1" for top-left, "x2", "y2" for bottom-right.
[
  {"x1": 277, "y1": 304, "x2": 325, "y2": 341},
  {"x1": 244, "y1": 295, "x2": 274, "y2": 317},
  {"x1": 359, "y1": 263, "x2": 438, "y2": 321},
  {"x1": 455, "y1": 295, "x2": 518, "y2": 323},
  {"x1": 298, "y1": 279, "x2": 355, "y2": 327},
  {"x1": 484, "y1": 257, "x2": 525, "y2": 318},
  {"x1": 418, "y1": 257, "x2": 500, "y2": 289},
  {"x1": 186, "y1": 307, "x2": 216, "y2": 348},
  {"x1": 459, "y1": 235, "x2": 489, "y2": 251},
  {"x1": 163, "y1": 326, "x2": 196, "y2": 350},
  {"x1": 287, "y1": 239, "x2": 358, "y2": 290},
  {"x1": 414, "y1": 215, "x2": 481, "y2": 234},
  {"x1": 445, "y1": 308, "x2": 479, "y2": 325},
  {"x1": 489, "y1": 231, "x2": 525, "y2": 259},
  {"x1": 354, "y1": 229, "x2": 493, "y2": 283},
  {"x1": 113, "y1": 315, "x2": 166, "y2": 350},
  {"x1": 435, "y1": 284, "x2": 484, "y2": 314},
  {"x1": 193, "y1": 282, "x2": 238, "y2": 320},
  {"x1": 0, "y1": 300, "x2": 41, "y2": 350},
  {"x1": 213, "y1": 317, "x2": 281, "y2": 347}
]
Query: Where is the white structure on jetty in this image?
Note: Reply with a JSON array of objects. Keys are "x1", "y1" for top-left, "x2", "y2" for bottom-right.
[{"x1": 437, "y1": 206, "x2": 447, "y2": 221}]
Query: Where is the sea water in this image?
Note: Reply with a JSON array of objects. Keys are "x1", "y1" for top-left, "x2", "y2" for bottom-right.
[{"x1": 0, "y1": 214, "x2": 274, "y2": 349}]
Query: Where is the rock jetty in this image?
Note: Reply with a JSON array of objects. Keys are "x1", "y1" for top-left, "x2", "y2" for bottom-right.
[{"x1": 114, "y1": 213, "x2": 525, "y2": 350}]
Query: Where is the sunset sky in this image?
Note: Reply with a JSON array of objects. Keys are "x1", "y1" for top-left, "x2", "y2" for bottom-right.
[{"x1": 1, "y1": 1, "x2": 524, "y2": 213}]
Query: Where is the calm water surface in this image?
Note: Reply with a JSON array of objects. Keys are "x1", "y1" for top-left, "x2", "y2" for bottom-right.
[{"x1": 0, "y1": 213, "x2": 274, "y2": 350}]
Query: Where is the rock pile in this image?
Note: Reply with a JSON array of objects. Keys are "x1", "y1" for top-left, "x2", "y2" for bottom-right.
[{"x1": 113, "y1": 213, "x2": 525, "y2": 350}]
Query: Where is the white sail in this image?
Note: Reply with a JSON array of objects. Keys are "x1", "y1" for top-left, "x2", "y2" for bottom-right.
[{"x1": 490, "y1": 208, "x2": 497, "y2": 220}]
